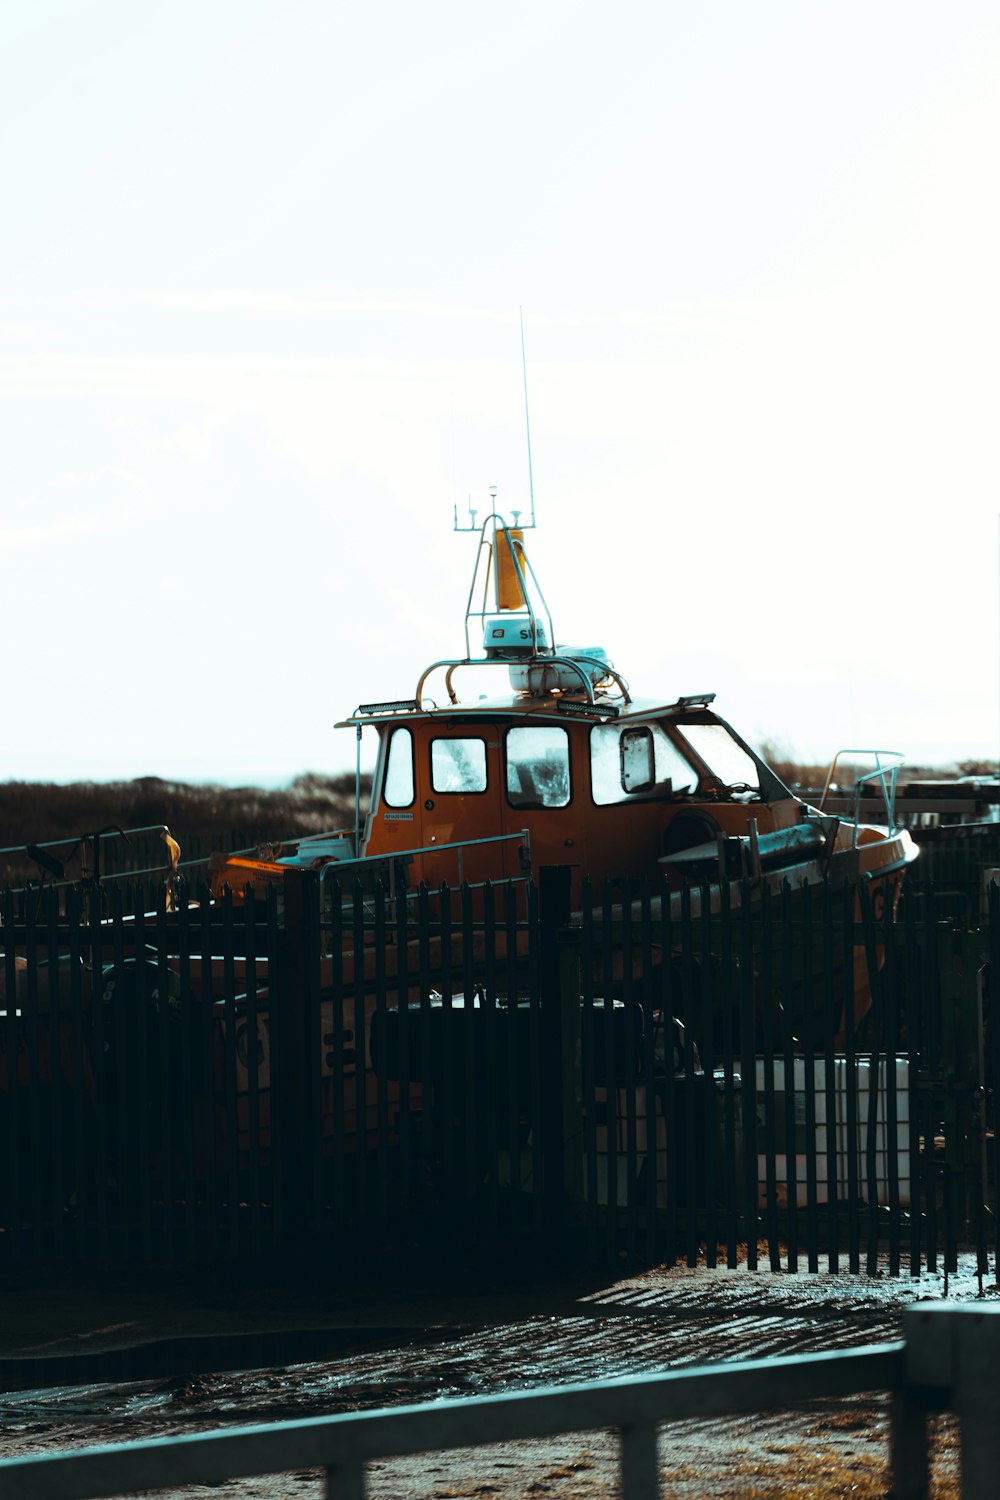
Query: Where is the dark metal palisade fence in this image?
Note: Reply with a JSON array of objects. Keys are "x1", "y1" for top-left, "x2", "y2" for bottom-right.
[{"x1": 0, "y1": 868, "x2": 997, "y2": 1276}]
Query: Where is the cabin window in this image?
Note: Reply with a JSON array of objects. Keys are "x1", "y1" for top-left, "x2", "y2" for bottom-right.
[
  {"x1": 383, "y1": 727, "x2": 415, "y2": 807},
  {"x1": 506, "y1": 726, "x2": 571, "y2": 808},
  {"x1": 677, "y1": 722, "x2": 761, "y2": 794},
  {"x1": 621, "y1": 727, "x2": 654, "y2": 792},
  {"x1": 431, "y1": 737, "x2": 488, "y2": 793},
  {"x1": 590, "y1": 722, "x2": 697, "y2": 804}
]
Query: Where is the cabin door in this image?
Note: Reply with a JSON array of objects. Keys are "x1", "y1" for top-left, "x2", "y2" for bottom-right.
[{"x1": 417, "y1": 729, "x2": 506, "y2": 889}]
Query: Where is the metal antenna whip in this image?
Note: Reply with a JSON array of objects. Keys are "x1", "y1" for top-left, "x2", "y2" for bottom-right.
[{"x1": 520, "y1": 306, "x2": 536, "y2": 527}]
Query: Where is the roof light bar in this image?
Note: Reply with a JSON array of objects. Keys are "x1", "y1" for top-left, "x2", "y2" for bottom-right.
[
  {"x1": 356, "y1": 699, "x2": 421, "y2": 717},
  {"x1": 556, "y1": 699, "x2": 621, "y2": 720}
]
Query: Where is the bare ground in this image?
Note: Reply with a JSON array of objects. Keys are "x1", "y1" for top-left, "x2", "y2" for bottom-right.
[{"x1": 1, "y1": 1252, "x2": 988, "y2": 1499}]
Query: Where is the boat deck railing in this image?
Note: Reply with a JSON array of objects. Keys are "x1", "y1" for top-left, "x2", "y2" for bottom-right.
[
  {"x1": 318, "y1": 827, "x2": 533, "y2": 920},
  {"x1": 0, "y1": 824, "x2": 177, "y2": 895},
  {"x1": 818, "y1": 749, "x2": 904, "y2": 844}
]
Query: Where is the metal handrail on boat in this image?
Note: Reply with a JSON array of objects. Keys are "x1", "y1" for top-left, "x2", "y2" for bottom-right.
[
  {"x1": 318, "y1": 828, "x2": 531, "y2": 891},
  {"x1": 0, "y1": 824, "x2": 177, "y2": 891},
  {"x1": 317, "y1": 828, "x2": 533, "y2": 926},
  {"x1": 416, "y1": 652, "x2": 630, "y2": 709},
  {"x1": 818, "y1": 749, "x2": 904, "y2": 845},
  {"x1": 462, "y1": 512, "x2": 555, "y2": 662}
]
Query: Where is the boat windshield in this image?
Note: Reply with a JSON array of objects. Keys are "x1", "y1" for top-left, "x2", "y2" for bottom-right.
[{"x1": 676, "y1": 722, "x2": 761, "y2": 795}]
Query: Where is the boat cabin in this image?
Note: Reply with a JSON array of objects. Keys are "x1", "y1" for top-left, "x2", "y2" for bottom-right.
[
  {"x1": 350, "y1": 693, "x2": 796, "y2": 903},
  {"x1": 330, "y1": 514, "x2": 806, "y2": 906}
]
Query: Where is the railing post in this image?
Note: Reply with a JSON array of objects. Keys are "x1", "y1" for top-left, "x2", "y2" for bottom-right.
[
  {"x1": 904, "y1": 1302, "x2": 1000, "y2": 1500},
  {"x1": 324, "y1": 1458, "x2": 367, "y2": 1500},
  {"x1": 889, "y1": 1386, "x2": 930, "y2": 1500},
  {"x1": 620, "y1": 1420, "x2": 660, "y2": 1500}
]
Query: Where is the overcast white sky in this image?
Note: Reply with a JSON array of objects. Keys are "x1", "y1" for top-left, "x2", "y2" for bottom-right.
[{"x1": 3, "y1": 1, "x2": 999, "y2": 786}]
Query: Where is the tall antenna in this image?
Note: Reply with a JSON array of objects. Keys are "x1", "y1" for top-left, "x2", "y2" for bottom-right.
[{"x1": 520, "y1": 306, "x2": 536, "y2": 527}]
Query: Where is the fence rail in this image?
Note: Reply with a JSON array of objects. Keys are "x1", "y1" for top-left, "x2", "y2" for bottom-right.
[
  {"x1": 0, "y1": 1345, "x2": 906, "y2": 1500},
  {"x1": 2, "y1": 1302, "x2": 996, "y2": 1500}
]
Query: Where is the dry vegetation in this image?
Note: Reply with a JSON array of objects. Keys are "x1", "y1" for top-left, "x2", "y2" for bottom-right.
[
  {"x1": 362, "y1": 1415, "x2": 960, "y2": 1500},
  {"x1": 0, "y1": 772, "x2": 371, "y2": 886}
]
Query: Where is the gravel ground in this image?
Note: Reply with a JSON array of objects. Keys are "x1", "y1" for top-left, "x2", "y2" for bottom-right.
[{"x1": 1, "y1": 1253, "x2": 990, "y2": 1499}]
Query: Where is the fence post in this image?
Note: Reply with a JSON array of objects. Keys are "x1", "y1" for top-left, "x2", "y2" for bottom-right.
[
  {"x1": 539, "y1": 867, "x2": 584, "y2": 1219},
  {"x1": 276, "y1": 869, "x2": 321, "y2": 1238},
  {"x1": 903, "y1": 1302, "x2": 1000, "y2": 1500},
  {"x1": 558, "y1": 918, "x2": 585, "y2": 1208},
  {"x1": 935, "y1": 928, "x2": 987, "y2": 1262},
  {"x1": 956, "y1": 931, "x2": 989, "y2": 1268}
]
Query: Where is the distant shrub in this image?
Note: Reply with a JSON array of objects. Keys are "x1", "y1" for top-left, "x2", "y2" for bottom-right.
[
  {"x1": 0, "y1": 772, "x2": 371, "y2": 887},
  {"x1": 755, "y1": 739, "x2": 833, "y2": 791},
  {"x1": 957, "y1": 759, "x2": 998, "y2": 778}
]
